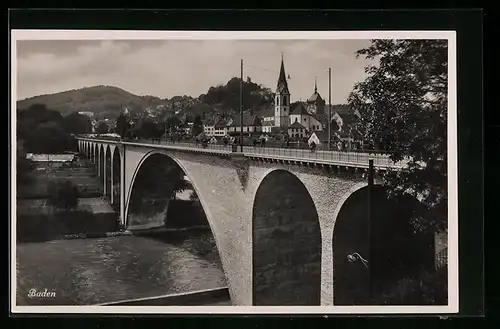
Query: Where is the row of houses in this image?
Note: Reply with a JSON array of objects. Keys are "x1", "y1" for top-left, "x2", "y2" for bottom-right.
[{"x1": 196, "y1": 103, "x2": 361, "y2": 143}]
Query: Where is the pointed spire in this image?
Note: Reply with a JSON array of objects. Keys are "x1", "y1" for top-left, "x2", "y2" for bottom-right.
[
  {"x1": 277, "y1": 54, "x2": 290, "y2": 94},
  {"x1": 314, "y1": 77, "x2": 318, "y2": 93}
]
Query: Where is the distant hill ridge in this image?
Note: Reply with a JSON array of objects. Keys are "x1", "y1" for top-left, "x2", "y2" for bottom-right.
[
  {"x1": 17, "y1": 81, "x2": 350, "y2": 123},
  {"x1": 17, "y1": 78, "x2": 276, "y2": 121},
  {"x1": 17, "y1": 85, "x2": 174, "y2": 120}
]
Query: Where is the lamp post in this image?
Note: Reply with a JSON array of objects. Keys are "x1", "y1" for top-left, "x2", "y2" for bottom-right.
[{"x1": 347, "y1": 252, "x2": 369, "y2": 268}]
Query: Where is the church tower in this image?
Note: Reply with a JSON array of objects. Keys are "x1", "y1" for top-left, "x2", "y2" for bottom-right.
[
  {"x1": 274, "y1": 54, "x2": 290, "y2": 129},
  {"x1": 306, "y1": 78, "x2": 325, "y2": 116}
]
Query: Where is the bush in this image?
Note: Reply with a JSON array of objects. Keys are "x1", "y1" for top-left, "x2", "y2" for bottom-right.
[
  {"x1": 17, "y1": 210, "x2": 118, "y2": 243},
  {"x1": 370, "y1": 266, "x2": 448, "y2": 305},
  {"x1": 46, "y1": 180, "x2": 81, "y2": 211}
]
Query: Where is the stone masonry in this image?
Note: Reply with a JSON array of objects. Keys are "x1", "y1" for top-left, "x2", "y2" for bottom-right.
[{"x1": 78, "y1": 139, "x2": 385, "y2": 306}]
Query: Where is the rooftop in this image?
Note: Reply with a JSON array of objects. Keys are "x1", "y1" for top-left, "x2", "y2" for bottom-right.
[
  {"x1": 230, "y1": 111, "x2": 262, "y2": 127},
  {"x1": 290, "y1": 102, "x2": 309, "y2": 116},
  {"x1": 289, "y1": 121, "x2": 306, "y2": 129},
  {"x1": 214, "y1": 118, "x2": 229, "y2": 128},
  {"x1": 26, "y1": 154, "x2": 76, "y2": 162}
]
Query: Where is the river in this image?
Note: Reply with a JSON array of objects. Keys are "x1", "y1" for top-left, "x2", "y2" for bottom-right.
[{"x1": 16, "y1": 230, "x2": 228, "y2": 306}]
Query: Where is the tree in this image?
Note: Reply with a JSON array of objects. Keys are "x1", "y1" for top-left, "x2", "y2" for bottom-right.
[
  {"x1": 348, "y1": 39, "x2": 447, "y2": 233},
  {"x1": 96, "y1": 122, "x2": 110, "y2": 134},
  {"x1": 17, "y1": 152, "x2": 33, "y2": 184},
  {"x1": 192, "y1": 115, "x2": 203, "y2": 137},
  {"x1": 189, "y1": 190, "x2": 199, "y2": 203},
  {"x1": 170, "y1": 169, "x2": 191, "y2": 200},
  {"x1": 116, "y1": 112, "x2": 130, "y2": 138},
  {"x1": 134, "y1": 118, "x2": 161, "y2": 139},
  {"x1": 62, "y1": 112, "x2": 93, "y2": 134},
  {"x1": 166, "y1": 115, "x2": 182, "y2": 134},
  {"x1": 23, "y1": 121, "x2": 72, "y2": 154},
  {"x1": 18, "y1": 104, "x2": 63, "y2": 125},
  {"x1": 47, "y1": 180, "x2": 81, "y2": 211},
  {"x1": 17, "y1": 105, "x2": 64, "y2": 141}
]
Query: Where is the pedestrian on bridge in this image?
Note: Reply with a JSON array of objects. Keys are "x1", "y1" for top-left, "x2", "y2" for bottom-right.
[{"x1": 310, "y1": 141, "x2": 317, "y2": 153}]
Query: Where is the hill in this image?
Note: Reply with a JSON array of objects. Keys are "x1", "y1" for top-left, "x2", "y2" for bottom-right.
[
  {"x1": 16, "y1": 78, "x2": 276, "y2": 122},
  {"x1": 17, "y1": 85, "x2": 173, "y2": 120}
]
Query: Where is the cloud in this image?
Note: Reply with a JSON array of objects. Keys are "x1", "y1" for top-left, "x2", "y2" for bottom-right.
[{"x1": 16, "y1": 39, "x2": 373, "y2": 104}]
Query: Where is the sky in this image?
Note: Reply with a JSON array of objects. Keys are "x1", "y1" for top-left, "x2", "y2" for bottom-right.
[{"x1": 16, "y1": 39, "x2": 373, "y2": 103}]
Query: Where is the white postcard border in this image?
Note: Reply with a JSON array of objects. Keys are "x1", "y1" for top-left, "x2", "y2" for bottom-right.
[{"x1": 10, "y1": 29, "x2": 458, "y2": 314}]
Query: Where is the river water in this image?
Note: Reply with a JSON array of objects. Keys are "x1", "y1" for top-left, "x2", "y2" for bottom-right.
[{"x1": 16, "y1": 230, "x2": 228, "y2": 305}]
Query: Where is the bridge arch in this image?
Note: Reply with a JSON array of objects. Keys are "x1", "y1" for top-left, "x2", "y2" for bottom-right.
[
  {"x1": 93, "y1": 144, "x2": 97, "y2": 165},
  {"x1": 111, "y1": 146, "x2": 121, "y2": 209},
  {"x1": 252, "y1": 168, "x2": 322, "y2": 305},
  {"x1": 99, "y1": 145, "x2": 105, "y2": 180},
  {"x1": 124, "y1": 150, "x2": 232, "y2": 300},
  {"x1": 105, "y1": 145, "x2": 112, "y2": 199},
  {"x1": 332, "y1": 184, "x2": 435, "y2": 305}
]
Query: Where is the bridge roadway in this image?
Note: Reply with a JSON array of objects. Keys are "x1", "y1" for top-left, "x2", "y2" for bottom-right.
[{"x1": 82, "y1": 137, "x2": 406, "y2": 170}]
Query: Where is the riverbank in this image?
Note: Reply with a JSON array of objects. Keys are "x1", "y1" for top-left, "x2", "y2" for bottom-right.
[{"x1": 16, "y1": 198, "x2": 118, "y2": 243}]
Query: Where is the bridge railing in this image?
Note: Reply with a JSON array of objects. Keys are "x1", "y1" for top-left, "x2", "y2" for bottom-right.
[
  {"x1": 78, "y1": 136, "x2": 406, "y2": 168},
  {"x1": 241, "y1": 145, "x2": 401, "y2": 167},
  {"x1": 125, "y1": 138, "x2": 233, "y2": 153}
]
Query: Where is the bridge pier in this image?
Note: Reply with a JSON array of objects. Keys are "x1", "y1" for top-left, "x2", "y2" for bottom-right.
[
  {"x1": 119, "y1": 144, "x2": 126, "y2": 229},
  {"x1": 103, "y1": 149, "x2": 107, "y2": 197}
]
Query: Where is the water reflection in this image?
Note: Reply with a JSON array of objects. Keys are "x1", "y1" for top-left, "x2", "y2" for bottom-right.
[{"x1": 16, "y1": 230, "x2": 227, "y2": 305}]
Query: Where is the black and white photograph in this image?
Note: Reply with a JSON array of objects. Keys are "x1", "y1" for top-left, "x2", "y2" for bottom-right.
[{"x1": 11, "y1": 30, "x2": 457, "y2": 313}]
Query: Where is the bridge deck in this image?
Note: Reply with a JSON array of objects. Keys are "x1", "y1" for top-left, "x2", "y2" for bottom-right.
[{"x1": 78, "y1": 137, "x2": 407, "y2": 169}]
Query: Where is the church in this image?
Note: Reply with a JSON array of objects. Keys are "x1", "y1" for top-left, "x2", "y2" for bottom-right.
[{"x1": 266, "y1": 55, "x2": 326, "y2": 137}]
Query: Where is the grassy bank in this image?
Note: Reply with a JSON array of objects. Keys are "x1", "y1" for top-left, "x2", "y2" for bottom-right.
[
  {"x1": 369, "y1": 266, "x2": 448, "y2": 305},
  {"x1": 17, "y1": 210, "x2": 118, "y2": 243}
]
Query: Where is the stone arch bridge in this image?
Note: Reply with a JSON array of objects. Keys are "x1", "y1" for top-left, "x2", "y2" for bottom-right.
[{"x1": 76, "y1": 137, "x2": 430, "y2": 307}]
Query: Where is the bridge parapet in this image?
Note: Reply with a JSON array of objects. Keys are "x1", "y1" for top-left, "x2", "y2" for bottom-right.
[{"x1": 76, "y1": 136, "x2": 407, "y2": 169}]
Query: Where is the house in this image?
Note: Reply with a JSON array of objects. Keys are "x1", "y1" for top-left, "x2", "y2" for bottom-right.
[
  {"x1": 227, "y1": 111, "x2": 262, "y2": 136},
  {"x1": 308, "y1": 131, "x2": 331, "y2": 147},
  {"x1": 78, "y1": 111, "x2": 94, "y2": 118},
  {"x1": 203, "y1": 118, "x2": 217, "y2": 137},
  {"x1": 26, "y1": 153, "x2": 76, "y2": 169},
  {"x1": 214, "y1": 118, "x2": 230, "y2": 137},
  {"x1": 324, "y1": 105, "x2": 361, "y2": 130},
  {"x1": 262, "y1": 121, "x2": 274, "y2": 133},
  {"x1": 26, "y1": 153, "x2": 76, "y2": 162},
  {"x1": 289, "y1": 102, "x2": 323, "y2": 133},
  {"x1": 323, "y1": 104, "x2": 363, "y2": 149},
  {"x1": 260, "y1": 106, "x2": 275, "y2": 124},
  {"x1": 288, "y1": 120, "x2": 308, "y2": 139},
  {"x1": 179, "y1": 123, "x2": 192, "y2": 136}
]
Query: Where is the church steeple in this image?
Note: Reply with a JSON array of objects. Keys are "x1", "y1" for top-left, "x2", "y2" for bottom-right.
[
  {"x1": 314, "y1": 77, "x2": 318, "y2": 93},
  {"x1": 274, "y1": 54, "x2": 290, "y2": 129},
  {"x1": 276, "y1": 54, "x2": 290, "y2": 94}
]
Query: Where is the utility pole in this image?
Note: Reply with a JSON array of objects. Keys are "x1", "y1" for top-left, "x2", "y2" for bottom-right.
[
  {"x1": 240, "y1": 59, "x2": 244, "y2": 152},
  {"x1": 328, "y1": 68, "x2": 332, "y2": 151}
]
